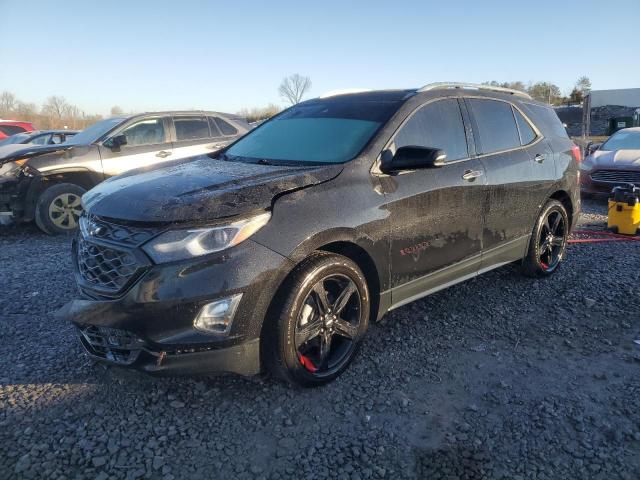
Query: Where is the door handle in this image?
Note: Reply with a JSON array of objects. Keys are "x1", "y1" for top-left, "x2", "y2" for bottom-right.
[
  {"x1": 534, "y1": 154, "x2": 545, "y2": 163},
  {"x1": 462, "y1": 170, "x2": 483, "y2": 181},
  {"x1": 156, "y1": 150, "x2": 172, "y2": 158}
]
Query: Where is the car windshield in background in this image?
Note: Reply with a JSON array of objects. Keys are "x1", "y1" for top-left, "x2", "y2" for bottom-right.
[
  {"x1": 65, "y1": 117, "x2": 125, "y2": 145},
  {"x1": 0, "y1": 133, "x2": 31, "y2": 146},
  {"x1": 225, "y1": 99, "x2": 400, "y2": 164},
  {"x1": 601, "y1": 131, "x2": 640, "y2": 151}
]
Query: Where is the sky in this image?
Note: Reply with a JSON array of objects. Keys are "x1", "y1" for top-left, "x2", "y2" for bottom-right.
[{"x1": 1, "y1": 0, "x2": 639, "y2": 116}]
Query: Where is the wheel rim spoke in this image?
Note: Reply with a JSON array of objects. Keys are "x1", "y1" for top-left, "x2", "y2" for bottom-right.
[
  {"x1": 334, "y1": 317, "x2": 358, "y2": 340},
  {"x1": 319, "y1": 332, "x2": 333, "y2": 369},
  {"x1": 311, "y1": 282, "x2": 331, "y2": 315},
  {"x1": 550, "y1": 212, "x2": 561, "y2": 234},
  {"x1": 295, "y1": 318, "x2": 323, "y2": 348},
  {"x1": 333, "y1": 281, "x2": 356, "y2": 315}
]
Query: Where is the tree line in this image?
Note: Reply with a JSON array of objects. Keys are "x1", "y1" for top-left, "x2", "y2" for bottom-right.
[
  {"x1": 0, "y1": 92, "x2": 103, "y2": 130},
  {"x1": 482, "y1": 76, "x2": 591, "y2": 105},
  {"x1": 0, "y1": 75, "x2": 593, "y2": 131}
]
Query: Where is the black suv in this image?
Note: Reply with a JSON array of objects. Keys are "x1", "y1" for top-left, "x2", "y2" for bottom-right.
[{"x1": 62, "y1": 83, "x2": 580, "y2": 387}]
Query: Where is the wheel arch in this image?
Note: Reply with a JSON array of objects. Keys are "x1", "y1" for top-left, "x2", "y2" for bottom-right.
[
  {"x1": 548, "y1": 189, "x2": 574, "y2": 230},
  {"x1": 24, "y1": 168, "x2": 101, "y2": 220}
]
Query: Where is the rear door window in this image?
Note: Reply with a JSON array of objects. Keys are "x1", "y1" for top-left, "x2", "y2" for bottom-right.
[
  {"x1": 467, "y1": 99, "x2": 521, "y2": 154},
  {"x1": 513, "y1": 108, "x2": 537, "y2": 145},
  {"x1": 213, "y1": 117, "x2": 238, "y2": 136},
  {"x1": 394, "y1": 98, "x2": 468, "y2": 161},
  {"x1": 174, "y1": 116, "x2": 210, "y2": 141}
]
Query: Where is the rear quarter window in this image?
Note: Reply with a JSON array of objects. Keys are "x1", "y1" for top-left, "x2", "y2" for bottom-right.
[{"x1": 522, "y1": 103, "x2": 568, "y2": 139}]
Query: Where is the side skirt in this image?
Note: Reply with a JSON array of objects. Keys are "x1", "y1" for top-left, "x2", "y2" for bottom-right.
[{"x1": 382, "y1": 235, "x2": 530, "y2": 312}]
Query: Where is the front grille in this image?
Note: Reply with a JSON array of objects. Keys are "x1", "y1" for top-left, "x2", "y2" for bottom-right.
[
  {"x1": 81, "y1": 214, "x2": 157, "y2": 247},
  {"x1": 78, "y1": 325, "x2": 143, "y2": 364},
  {"x1": 76, "y1": 237, "x2": 140, "y2": 293},
  {"x1": 590, "y1": 170, "x2": 640, "y2": 185}
]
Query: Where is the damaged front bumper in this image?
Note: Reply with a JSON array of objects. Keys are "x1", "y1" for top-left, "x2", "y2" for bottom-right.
[{"x1": 60, "y1": 237, "x2": 294, "y2": 377}]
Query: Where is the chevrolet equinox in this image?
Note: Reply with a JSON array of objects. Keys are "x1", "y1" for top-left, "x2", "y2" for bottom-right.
[{"x1": 62, "y1": 83, "x2": 580, "y2": 387}]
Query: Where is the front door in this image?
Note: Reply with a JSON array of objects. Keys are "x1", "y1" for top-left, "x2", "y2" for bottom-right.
[
  {"x1": 379, "y1": 98, "x2": 486, "y2": 308},
  {"x1": 99, "y1": 116, "x2": 172, "y2": 177}
]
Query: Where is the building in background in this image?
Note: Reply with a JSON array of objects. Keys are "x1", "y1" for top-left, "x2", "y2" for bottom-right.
[{"x1": 583, "y1": 88, "x2": 640, "y2": 137}]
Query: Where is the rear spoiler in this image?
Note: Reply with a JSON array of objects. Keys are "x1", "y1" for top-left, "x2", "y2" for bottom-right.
[{"x1": 0, "y1": 145, "x2": 74, "y2": 166}]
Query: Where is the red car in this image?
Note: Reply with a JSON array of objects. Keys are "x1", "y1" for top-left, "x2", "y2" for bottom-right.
[{"x1": 0, "y1": 120, "x2": 35, "y2": 140}]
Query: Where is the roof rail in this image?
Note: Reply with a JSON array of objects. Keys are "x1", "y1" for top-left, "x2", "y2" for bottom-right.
[{"x1": 417, "y1": 82, "x2": 532, "y2": 100}]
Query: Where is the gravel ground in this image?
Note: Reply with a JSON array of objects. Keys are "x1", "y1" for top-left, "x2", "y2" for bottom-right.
[{"x1": 1, "y1": 198, "x2": 639, "y2": 480}]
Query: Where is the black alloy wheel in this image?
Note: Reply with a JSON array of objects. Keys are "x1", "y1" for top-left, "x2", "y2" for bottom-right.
[
  {"x1": 522, "y1": 199, "x2": 569, "y2": 277},
  {"x1": 265, "y1": 252, "x2": 370, "y2": 387},
  {"x1": 295, "y1": 273, "x2": 361, "y2": 376},
  {"x1": 537, "y1": 209, "x2": 566, "y2": 272}
]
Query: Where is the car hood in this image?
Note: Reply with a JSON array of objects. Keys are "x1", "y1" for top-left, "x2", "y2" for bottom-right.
[
  {"x1": 589, "y1": 149, "x2": 640, "y2": 168},
  {"x1": 82, "y1": 155, "x2": 343, "y2": 223},
  {"x1": 0, "y1": 143, "x2": 77, "y2": 165}
]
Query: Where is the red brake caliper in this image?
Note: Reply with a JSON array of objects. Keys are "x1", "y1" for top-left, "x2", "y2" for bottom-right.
[{"x1": 297, "y1": 352, "x2": 317, "y2": 372}]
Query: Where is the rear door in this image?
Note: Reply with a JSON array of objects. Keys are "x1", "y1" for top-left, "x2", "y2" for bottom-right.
[
  {"x1": 381, "y1": 98, "x2": 486, "y2": 307},
  {"x1": 99, "y1": 116, "x2": 172, "y2": 177},
  {"x1": 170, "y1": 115, "x2": 221, "y2": 160},
  {"x1": 465, "y1": 97, "x2": 546, "y2": 268}
]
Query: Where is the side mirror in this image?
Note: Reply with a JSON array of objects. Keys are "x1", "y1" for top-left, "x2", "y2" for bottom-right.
[
  {"x1": 585, "y1": 142, "x2": 601, "y2": 156},
  {"x1": 105, "y1": 134, "x2": 128, "y2": 150},
  {"x1": 382, "y1": 146, "x2": 446, "y2": 173}
]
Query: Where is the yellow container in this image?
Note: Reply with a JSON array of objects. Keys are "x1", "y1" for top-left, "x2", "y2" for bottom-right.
[{"x1": 608, "y1": 199, "x2": 640, "y2": 235}]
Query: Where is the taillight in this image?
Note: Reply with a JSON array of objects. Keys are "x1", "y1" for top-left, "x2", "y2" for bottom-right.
[{"x1": 571, "y1": 144, "x2": 582, "y2": 163}]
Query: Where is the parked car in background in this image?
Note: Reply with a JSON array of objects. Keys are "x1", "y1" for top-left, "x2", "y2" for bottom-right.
[
  {"x1": 0, "y1": 129, "x2": 78, "y2": 161},
  {"x1": 0, "y1": 111, "x2": 250, "y2": 234},
  {"x1": 0, "y1": 120, "x2": 35, "y2": 140},
  {"x1": 581, "y1": 127, "x2": 640, "y2": 195},
  {"x1": 62, "y1": 83, "x2": 580, "y2": 387},
  {"x1": 0, "y1": 129, "x2": 77, "y2": 147}
]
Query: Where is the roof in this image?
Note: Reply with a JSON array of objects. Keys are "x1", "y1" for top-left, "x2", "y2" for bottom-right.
[
  {"x1": 27, "y1": 129, "x2": 79, "y2": 135},
  {"x1": 309, "y1": 89, "x2": 416, "y2": 102}
]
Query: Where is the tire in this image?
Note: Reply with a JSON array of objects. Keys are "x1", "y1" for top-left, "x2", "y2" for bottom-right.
[
  {"x1": 521, "y1": 199, "x2": 569, "y2": 278},
  {"x1": 35, "y1": 183, "x2": 86, "y2": 235},
  {"x1": 265, "y1": 252, "x2": 370, "y2": 387}
]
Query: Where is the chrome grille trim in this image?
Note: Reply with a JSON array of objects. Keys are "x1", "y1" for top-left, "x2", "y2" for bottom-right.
[
  {"x1": 80, "y1": 214, "x2": 158, "y2": 247},
  {"x1": 590, "y1": 170, "x2": 640, "y2": 185},
  {"x1": 76, "y1": 237, "x2": 141, "y2": 293}
]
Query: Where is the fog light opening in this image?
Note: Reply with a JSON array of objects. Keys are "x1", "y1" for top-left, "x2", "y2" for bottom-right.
[{"x1": 194, "y1": 294, "x2": 242, "y2": 335}]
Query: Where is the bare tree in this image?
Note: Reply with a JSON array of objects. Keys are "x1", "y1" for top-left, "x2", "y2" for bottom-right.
[
  {"x1": 110, "y1": 105, "x2": 124, "y2": 116},
  {"x1": 42, "y1": 96, "x2": 70, "y2": 119},
  {"x1": 576, "y1": 76, "x2": 591, "y2": 96},
  {"x1": 278, "y1": 74, "x2": 312, "y2": 105},
  {"x1": 0, "y1": 91, "x2": 17, "y2": 115}
]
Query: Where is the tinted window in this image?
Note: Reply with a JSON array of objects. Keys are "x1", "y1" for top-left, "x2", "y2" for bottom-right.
[
  {"x1": 468, "y1": 99, "x2": 521, "y2": 154},
  {"x1": 0, "y1": 125, "x2": 27, "y2": 136},
  {"x1": 174, "y1": 116, "x2": 210, "y2": 141},
  {"x1": 214, "y1": 117, "x2": 238, "y2": 136},
  {"x1": 394, "y1": 99, "x2": 468, "y2": 161},
  {"x1": 120, "y1": 118, "x2": 166, "y2": 146},
  {"x1": 524, "y1": 104, "x2": 568, "y2": 139},
  {"x1": 31, "y1": 134, "x2": 52, "y2": 145},
  {"x1": 513, "y1": 108, "x2": 537, "y2": 145}
]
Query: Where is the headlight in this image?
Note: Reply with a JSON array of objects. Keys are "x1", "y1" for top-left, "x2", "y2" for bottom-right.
[
  {"x1": 0, "y1": 159, "x2": 27, "y2": 177},
  {"x1": 142, "y1": 211, "x2": 271, "y2": 263}
]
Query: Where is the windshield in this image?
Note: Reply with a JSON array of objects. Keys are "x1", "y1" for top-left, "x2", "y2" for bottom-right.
[
  {"x1": 65, "y1": 117, "x2": 125, "y2": 145},
  {"x1": 601, "y1": 130, "x2": 640, "y2": 151},
  {"x1": 0, "y1": 133, "x2": 31, "y2": 146},
  {"x1": 225, "y1": 98, "x2": 401, "y2": 164}
]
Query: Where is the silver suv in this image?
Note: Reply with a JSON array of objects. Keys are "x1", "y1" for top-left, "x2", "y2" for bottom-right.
[{"x1": 0, "y1": 111, "x2": 250, "y2": 233}]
